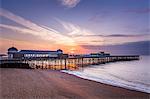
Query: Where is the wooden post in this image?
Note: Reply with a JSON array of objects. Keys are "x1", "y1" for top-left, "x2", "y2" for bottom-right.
[
  {"x1": 81, "y1": 58, "x2": 83, "y2": 67},
  {"x1": 64, "y1": 59, "x2": 67, "y2": 70}
]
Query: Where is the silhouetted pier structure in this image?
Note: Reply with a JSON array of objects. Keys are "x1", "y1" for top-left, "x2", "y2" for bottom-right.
[{"x1": 0, "y1": 55, "x2": 140, "y2": 70}]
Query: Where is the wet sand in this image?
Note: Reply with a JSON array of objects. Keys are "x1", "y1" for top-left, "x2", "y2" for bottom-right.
[{"x1": 0, "y1": 69, "x2": 149, "y2": 99}]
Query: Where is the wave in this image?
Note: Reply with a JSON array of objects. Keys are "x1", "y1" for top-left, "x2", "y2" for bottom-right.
[{"x1": 61, "y1": 70, "x2": 150, "y2": 93}]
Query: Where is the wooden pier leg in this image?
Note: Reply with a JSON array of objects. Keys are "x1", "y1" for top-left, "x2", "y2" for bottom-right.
[
  {"x1": 81, "y1": 58, "x2": 83, "y2": 67},
  {"x1": 54, "y1": 60, "x2": 56, "y2": 70},
  {"x1": 92, "y1": 58, "x2": 94, "y2": 65},
  {"x1": 42, "y1": 60, "x2": 43, "y2": 69},
  {"x1": 98, "y1": 58, "x2": 100, "y2": 64},
  {"x1": 64, "y1": 59, "x2": 67, "y2": 70},
  {"x1": 74, "y1": 59, "x2": 77, "y2": 69},
  {"x1": 49, "y1": 59, "x2": 52, "y2": 69},
  {"x1": 60, "y1": 59, "x2": 62, "y2": 70}
]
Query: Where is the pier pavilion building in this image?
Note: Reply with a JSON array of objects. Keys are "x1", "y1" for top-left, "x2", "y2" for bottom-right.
[{"x1": 7, "y1": 47, "x2": 63, "y2": 59}]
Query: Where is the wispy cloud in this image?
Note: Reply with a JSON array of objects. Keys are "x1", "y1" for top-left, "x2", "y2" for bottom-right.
[
  {"x1": 55, "y1": 19, "x2": 105, "y2": 45},
  {"x1": 59, "y1": 0, "x2": 81, "y2": 8},
  {"x1": 0, "y1": 8, "x2": 76, "y2": 46},
  {"x1": 56, "y1": 18, "x2": 92, "y2": 36},
  {"x1": 65, "y1": 34, "x2": 149, "y2": 38},
  {"x1": 105, "y1": 34, "x2": 149, "y2": 37},
  {"x1": 88, "y1": 11, "x2": 110, "y2": 23},
  {"x1": 1, "y1": 8, "x2": 149, "y2": 48},
  {"x1": 55, "y1": 18, "x2": 150, "y2": 45},
  {"x1": 124, "y1": 8, "x2": 150, "y2": 14},
  {"x1": 0, "y1": 8, "x2": 101, "y2": 47},
  {"x1": 65, "y1": 33, "x2": 150, "y2": 45}
]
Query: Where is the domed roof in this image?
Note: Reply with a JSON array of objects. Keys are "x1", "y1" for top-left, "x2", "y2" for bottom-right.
[
  {"x1": 57, "y1": 49, "x2": 63, "y2": 52},
  {"x1": 8, "y1": 47, "x2": 18, "y2": 52}
]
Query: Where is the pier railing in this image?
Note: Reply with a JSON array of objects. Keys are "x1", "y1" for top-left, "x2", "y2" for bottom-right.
[{"x1": 0, "y1": 55, "x2": 140, "y2": 70}]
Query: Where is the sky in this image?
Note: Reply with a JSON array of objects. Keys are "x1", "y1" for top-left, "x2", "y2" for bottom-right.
[{"x1": 0, "y1": 0, "x2": 150, "y2": 54}]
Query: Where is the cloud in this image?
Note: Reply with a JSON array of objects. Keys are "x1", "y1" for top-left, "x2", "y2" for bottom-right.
[
  {"x1": 104, "y1": 34, "x2": 149, "y2": 37},
  {"x1": 55, "y1": 18, "x2": 150, "y2": 45},
  {"x1": 88, "y1": 11, "x2": 110, "y2": 23},
  {"x1": 55, "y1": 18, "x2": 105, "y2": 45},
  {"x1": 124, "y1": 8, "x2": 150, "y2": 14},
  {"x1": 1, "y1": 8, "x2": 149, "y2": 48},
  {"x1": 1, "y1": 8, "x2": 100, "y2": 47},
  {"x1": 0, "y1": 24, "x2": 37, "y2": 35},
  {"x1": 0, "y1": 8, "x2": 76, "y2": 46},
  {"x1": 67, "y1": 33, "x2": 150, "y2": 45},
  {"x1": 56, "y1": 18, "x2": 92, "y2": 36},
  {"x1": 81, "y1": 41, "x2": 150, "y2": 55},
  {"x1": 68, "y1": 34, "x2": 149, "y2": 37},
  {"x1": 59, "y1": 0, "x2": 81, "y2": 8}
]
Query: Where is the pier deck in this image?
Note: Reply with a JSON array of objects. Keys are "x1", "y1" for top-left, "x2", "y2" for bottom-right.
[{"x1": 0, "y1": 55, "x2": 140, "y2": 70}]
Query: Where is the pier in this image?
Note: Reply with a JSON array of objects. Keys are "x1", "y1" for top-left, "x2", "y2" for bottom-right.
[{"x1": 0, "y1": 55, "x2": 140, "y2": 70}]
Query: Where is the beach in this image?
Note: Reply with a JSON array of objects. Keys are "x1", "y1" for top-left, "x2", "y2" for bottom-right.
[{"x1": 0, "y1": 69, "x2": 149, "y2": 99}]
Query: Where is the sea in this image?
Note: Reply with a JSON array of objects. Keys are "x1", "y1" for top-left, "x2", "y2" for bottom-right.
[{"x1": 62, "y1": 56, "x2": 150, "y2": 93}]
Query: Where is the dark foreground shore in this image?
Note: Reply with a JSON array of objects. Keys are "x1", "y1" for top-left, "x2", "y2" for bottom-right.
[{"x1": 0, "y1": 69, "x2": 149, "y2": 99}]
